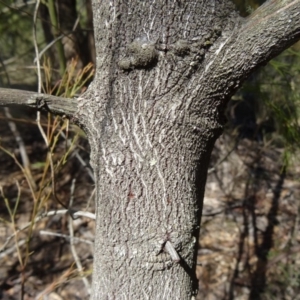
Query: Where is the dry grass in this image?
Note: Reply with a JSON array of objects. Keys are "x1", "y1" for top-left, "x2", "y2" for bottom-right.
[{"x1": 0, "y1": 107, "x2": 95, "y2": 300}]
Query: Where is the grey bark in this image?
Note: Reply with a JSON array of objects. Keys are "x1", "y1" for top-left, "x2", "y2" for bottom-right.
[
  {"x1": 0, "y1": 88, "x2": 76, "y2": 117},
  {"x1": 0, "y1": 0, "x2": 300, "y2": 299}
]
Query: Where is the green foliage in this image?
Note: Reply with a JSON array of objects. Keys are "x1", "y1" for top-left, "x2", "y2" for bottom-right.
[
  {"x1": 46, "y1": 0, "x2": 66, "y2": 74},
  {"x1": 0, "y1": 0, "x2": 94, "y2": 87},
  {"x1": 0, "y1": 1, "x2": 34, "y2": 57},
  {"x1": 0, "y1": 1, "x2": 45, "y2": 86},
  {"x1": 264, "y1": 48, "x2": 300, "y2": 146},
  {"x1": 232, "y1": 0, "x2": 267, "y2": 16},
  {"x1": 264, "y1": 49, "x2": 300, "y2": 167},
  {"x1": 228, "y1": 43, "x2": 300, "y2": 168}
]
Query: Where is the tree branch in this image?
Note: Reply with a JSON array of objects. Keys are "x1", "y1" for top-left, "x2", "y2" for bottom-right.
[
  {"x1": 203, "y1": 0, "x2": 300, "y2": 102},
  {"x1": 0, "y1": 88, "x2": 77, "y2": 118},
  {"x1": 239, "y1": 0, "x2": 300, "y2": 63}
]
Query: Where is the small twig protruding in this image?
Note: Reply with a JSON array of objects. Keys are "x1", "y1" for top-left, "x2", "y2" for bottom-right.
[{"x1": 164, "y1": 241, "x2": 180, "y2": 263}]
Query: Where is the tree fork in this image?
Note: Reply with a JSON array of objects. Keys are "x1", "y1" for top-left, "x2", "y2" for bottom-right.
[{"x1": 0, "y1": 0, "x2": 300, "y2": 299}]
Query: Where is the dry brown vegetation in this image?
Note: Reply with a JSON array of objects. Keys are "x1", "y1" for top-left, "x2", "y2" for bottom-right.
[
  {"x1": 0, "y1": 107, "x2": 95, "y2": 300},
  {"x1": 1, "y1": 111, "x2": 299, "y2": 299},
  {"x1": 198, "y1": 135, "x2": 300, "y2": 300},
  {"x1": 1, "y1": 1, "x2": 300, "y2": 299}
]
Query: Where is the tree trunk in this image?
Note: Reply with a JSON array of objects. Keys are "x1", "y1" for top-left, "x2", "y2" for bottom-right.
[
  {"x1": 1, "y1": 0, "x2": 300, "y2": 299},
  {"x1": 75, "y1": 2, "x2": 241, "y2": 298},
  {"x1": 74, "y1": 1, "x2": 300, "y2": 298},
  {"x1": 89, "y1": 111, "x2": 219, "y2": 298}
]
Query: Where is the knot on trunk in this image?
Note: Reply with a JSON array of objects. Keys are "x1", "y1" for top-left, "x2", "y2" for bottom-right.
[{"x1": 119, "y1": 37, "x2": 158, "y2": 71}]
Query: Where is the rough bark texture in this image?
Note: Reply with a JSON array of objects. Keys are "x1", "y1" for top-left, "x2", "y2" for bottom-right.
[
  {"x1": 75, "y1": 2, "x2": 237, "y2": 298},
  {"x1": 1, "y1": 0, "x2": 300, "y2": 299},
  {"x1": 73, "y1": 0, "x2": 300, "y2": 299},
  {"x1": 0, "y1": 88, "x2": 76, "y2": 117}
]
